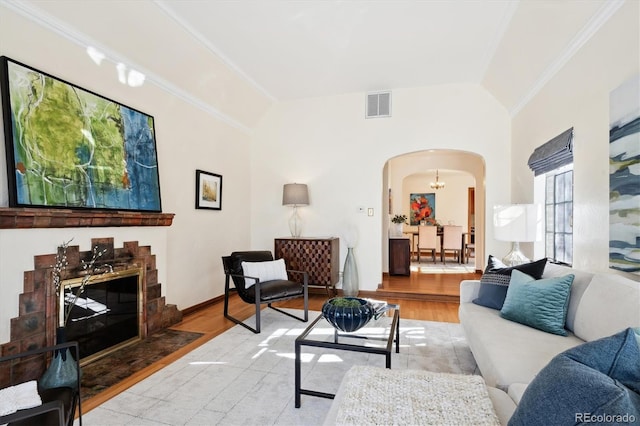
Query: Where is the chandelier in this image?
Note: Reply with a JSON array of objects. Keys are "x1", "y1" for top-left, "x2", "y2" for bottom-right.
[{"x1": 430, "y1": 170, "x2": 445, "y2": 190}]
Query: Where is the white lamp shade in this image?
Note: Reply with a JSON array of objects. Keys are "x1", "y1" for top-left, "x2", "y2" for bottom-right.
[
  {"x1": 282, "y1": 183, "x2": 309, "y2": 206},
  {"x1": 493, "y1": 204, "x2": 540, "y2": 242}
]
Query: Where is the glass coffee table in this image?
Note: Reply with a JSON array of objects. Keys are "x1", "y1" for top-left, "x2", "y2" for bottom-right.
[{"x1": 294, "y1": 301, "x2": 400, "y2": 408}]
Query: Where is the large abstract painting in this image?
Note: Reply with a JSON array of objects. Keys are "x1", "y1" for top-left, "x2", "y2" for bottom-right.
[
  {"x1": 0, "y1": 57, "x2": 162, "y2": 212},
  {"x1": 409, "y1": 193, "x2": 436, "y2": 226},
  {"x1": 609, "y1": 75, "x2": 640, "y2": 275}
]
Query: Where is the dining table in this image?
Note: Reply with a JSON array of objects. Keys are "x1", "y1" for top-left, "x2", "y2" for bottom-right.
[{"x1": 405, "y1": 230, "x2": 471, "y2": 264}]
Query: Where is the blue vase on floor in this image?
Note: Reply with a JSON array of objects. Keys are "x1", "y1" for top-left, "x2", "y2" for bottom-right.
[
  {"x1": 39, "y1": 327, "x2": 79, "y2": 390},
  {"x1": 342, "y1": 247, "x2": 359, "y2": 297}
]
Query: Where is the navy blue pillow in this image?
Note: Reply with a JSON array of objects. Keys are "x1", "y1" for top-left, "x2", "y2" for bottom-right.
[
  {"x1": 472, "y1": 256, "x2": 547, "y2": 310},
  {"x1": 509, "y1": 328, "x2": 640, "y2": 426}
]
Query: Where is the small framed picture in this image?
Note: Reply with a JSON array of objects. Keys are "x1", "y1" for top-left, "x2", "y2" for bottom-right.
[{"x1": 195, "y1": 170, "x2": 222, "y2": 210}]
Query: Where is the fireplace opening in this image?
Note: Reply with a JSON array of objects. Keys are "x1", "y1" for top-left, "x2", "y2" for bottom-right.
[{"x1": 60, "y1": 268, "x2": 143, "y2": 365}]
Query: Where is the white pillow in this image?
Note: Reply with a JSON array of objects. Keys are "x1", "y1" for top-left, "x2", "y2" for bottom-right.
[
  {"x1": 241, "y1": 259, "x2": 288, "y2": 288},
  {"x1": 0, "y1": 380, "x2": 42, "y2": 416}
]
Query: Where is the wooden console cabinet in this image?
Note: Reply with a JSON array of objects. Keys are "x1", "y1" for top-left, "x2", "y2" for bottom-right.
[
  {"x1": 389, "y1": 238, "x2": 410, "y2": 276},
  {"x1": 274, "y1": 237, "x2": 339, "y2": 295}
]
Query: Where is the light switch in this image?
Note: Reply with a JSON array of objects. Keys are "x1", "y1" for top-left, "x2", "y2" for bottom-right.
[{"x1": 367, "y1": 208, "x2": 374, "y2": 217}]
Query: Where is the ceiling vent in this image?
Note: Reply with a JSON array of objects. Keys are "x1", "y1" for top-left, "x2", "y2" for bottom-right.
[{"x1": 366, "y1": 91, "x2": 391, "y2": 118}]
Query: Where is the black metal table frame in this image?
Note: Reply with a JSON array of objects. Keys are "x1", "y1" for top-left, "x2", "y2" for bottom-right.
[{"x1": 294, "y1": 307, "x2": 400, "y2": 408}]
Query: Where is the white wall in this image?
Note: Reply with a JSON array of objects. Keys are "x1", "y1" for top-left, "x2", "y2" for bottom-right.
[
  {"x1": 402, "y1": 173, "x2": 473, "y2": 227},
  {"x1": 511, "y1": 0, "x2": 639, "y2": 275},
  {"x1": 251, "y1": 84, "x2": 511, "y2": 291},
  {"x1": 0, "y1": 6, "x2": 267, "y2": 342}
]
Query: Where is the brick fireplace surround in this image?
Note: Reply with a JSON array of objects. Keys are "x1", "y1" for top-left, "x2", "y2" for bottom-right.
[{"x1": 0, "y1": 208, "x2": 179, "y2": 361}]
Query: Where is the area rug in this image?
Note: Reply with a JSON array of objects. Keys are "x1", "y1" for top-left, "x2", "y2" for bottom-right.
[
  {"x1": 82, "y1": 310, "x2": 478, "y2": 425},
  {"x1": 81, "y1": 328, "x2": 204, "y2": 401},
  {"x1": 411, "y1": 261, "x2": 476, "y2": 274}
]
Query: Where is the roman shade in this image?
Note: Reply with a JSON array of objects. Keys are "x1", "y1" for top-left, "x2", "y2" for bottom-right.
[{"x1": 527, "y1": 128, "x2": 573, "y2": 176}]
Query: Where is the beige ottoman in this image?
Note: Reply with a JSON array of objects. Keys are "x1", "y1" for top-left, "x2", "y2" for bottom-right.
[{"x1": 324, "y1": 365, "x2": 515, "y2": 425}]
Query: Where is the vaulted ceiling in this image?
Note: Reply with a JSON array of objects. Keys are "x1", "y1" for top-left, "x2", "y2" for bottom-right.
[{"x1": 5, "y1": 0, "x2": 623, "y2": 119}]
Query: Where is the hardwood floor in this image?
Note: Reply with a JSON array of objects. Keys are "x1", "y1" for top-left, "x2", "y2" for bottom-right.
[
  {"x1": 82, "y1": 271, "x2": 478, "y2": 414},
  {"x1": 378, "y1": 270, "x2": 478, "y2": 300}
]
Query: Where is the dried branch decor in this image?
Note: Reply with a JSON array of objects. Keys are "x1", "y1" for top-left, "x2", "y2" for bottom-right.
[{"x1": 53, "y1": 239, "x2": 113, "y2": 327}]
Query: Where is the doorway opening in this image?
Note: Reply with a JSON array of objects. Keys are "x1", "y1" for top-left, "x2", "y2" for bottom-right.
[{"x1": 380, "y1": 149, "x2": 485, "y2": 298}]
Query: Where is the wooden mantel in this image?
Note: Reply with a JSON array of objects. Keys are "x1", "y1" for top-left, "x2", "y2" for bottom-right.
[{"x1": 0, "y1": 207, "x2": 175, "y2": 229}]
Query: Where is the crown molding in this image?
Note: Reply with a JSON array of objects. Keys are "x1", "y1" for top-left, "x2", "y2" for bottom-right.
[
  {"x1": 510, "y1": 0, "x2": 625, "y2": 117},
  {"x1": 0, "y1": 0, "x2": 253, "y2": 135}
]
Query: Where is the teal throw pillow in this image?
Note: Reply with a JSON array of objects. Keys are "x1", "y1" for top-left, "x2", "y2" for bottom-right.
[
  {"x1": 509, "y1": 328, "x2": 640, "y2": 426},
  {"x1": 500, "y1": 270, "x2": 574, "y2": 336}
]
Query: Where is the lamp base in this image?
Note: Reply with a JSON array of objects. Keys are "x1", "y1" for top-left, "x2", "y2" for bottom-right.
[
  {"x1": 289, "y1": 206, "x2": 302, "y2": 238},
  {"x1": 502, "y1": 242, "x2": 530, "y2": 267}
]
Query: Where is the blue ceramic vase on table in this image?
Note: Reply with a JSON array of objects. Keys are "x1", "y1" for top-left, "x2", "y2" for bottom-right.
[{"x1": 322, "y1": 297, "x2": 374, "y2": 332}]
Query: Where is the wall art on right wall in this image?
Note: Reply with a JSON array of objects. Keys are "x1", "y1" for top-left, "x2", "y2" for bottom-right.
[{"x1": 609, "y1": 75, "x2": 640, "y2": 275}]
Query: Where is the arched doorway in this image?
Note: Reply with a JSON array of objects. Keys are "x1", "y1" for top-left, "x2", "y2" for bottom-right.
[{"x1": 381, "y1": 149, "x2": 485, "y2": 293}]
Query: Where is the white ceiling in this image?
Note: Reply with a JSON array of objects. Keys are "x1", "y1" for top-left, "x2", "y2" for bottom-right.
[
  {"x1": 7, "y1": 0, "x2": 621, "y2": 117},
  {"x1": 157, "y1": 0, "x2": 517, "y2": 100}
]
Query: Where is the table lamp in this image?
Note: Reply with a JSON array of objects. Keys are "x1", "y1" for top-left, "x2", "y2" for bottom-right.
[
  {"x1": 283, "y1": 183, "x2": 309, "y2": 238},
  {"x1": 493, "y1": 204, "x2": 539, "y2": 266}
]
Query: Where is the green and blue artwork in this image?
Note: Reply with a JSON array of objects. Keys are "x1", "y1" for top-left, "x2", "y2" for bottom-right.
[{"x1": 0, "y1": 57, "x2": 161, "y2": 212}]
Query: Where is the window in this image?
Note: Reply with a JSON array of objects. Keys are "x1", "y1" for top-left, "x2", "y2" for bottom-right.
[{"x1": 545, "y1": 165, "x2": 573, "y2": 264}]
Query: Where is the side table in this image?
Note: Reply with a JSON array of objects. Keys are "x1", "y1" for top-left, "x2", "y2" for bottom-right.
[
  {"x1": 274, "y1": 237, "x2": 339, "y2": 295},
  {"x1": 389, "y1": 237, "x2": 410, "y2": 276}
]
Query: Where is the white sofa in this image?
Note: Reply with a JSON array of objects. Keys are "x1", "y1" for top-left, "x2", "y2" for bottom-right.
[
  {"x1": 459, "y1": 262, "x2": 640, "y2": 414},
  {"x1": 325, "y1": 264, "x2": 640, "y2": 425}
]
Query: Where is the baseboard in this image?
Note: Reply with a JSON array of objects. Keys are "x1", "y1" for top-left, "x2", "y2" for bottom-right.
[{"x1": 181, "y1": 294, "x2": 224, "y2": 316}]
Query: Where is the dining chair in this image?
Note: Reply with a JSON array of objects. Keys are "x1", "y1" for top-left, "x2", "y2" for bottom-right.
[
  {"x1": 465, "y1": 226, "x2": 475, "y2": 262},
  {"x1": 442, "y1": 225, "x2": 463, "y2": 264},
  {"x1": 417, "y1": 225, "x2": 440, "y2": 263}
]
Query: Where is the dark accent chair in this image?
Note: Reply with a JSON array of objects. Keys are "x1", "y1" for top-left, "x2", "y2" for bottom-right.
[
  {"x1": 0, "y1": 341, "x2": 82, "y2": 426},
  {"x1": 222, "y1": 251, "x2": 309, "y2": 333}
]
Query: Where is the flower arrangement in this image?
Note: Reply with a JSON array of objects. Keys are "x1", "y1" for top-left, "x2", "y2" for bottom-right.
[
  {"x1": 53, "y1": 239, "x2": 112, "y2": 327},
  {"x1": 391, "y1": 214, "x2": 408, "y2": 224}
]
